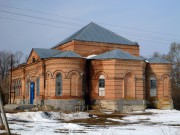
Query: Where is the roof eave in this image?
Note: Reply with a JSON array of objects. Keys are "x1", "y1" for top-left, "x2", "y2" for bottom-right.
[{"x1": 54, "y1": 39, "x2": 139, "y2": 49}]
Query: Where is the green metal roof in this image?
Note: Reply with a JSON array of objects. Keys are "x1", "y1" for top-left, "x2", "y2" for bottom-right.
[
  {"x1": 33, "y1": 48, "x2": 82, "y2": 59},
  {"x1": 147, "y1": 57, "x2": 171, "y2": 64},
  {"x1": 52, "y1": 51, "x2": 82, "y2": 58},
  {"x1": 33, "y1": 48, "x2": 62, "y2": 58},
  {"x1": 90, "y1": 49, "x2": 143, "y2": 61},
  {"x1": 52, "y1": 22, "x2": 137, "y2": 48}
]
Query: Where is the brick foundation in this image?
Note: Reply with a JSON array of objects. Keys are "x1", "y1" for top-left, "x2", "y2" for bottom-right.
[{"x1": 91, "y1": 99, "x2": 146, "y2": 112}]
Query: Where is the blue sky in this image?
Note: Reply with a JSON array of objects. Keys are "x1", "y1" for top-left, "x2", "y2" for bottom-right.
[{"x1": 0, "y1": 0, "x2": 179, "y2": 59}]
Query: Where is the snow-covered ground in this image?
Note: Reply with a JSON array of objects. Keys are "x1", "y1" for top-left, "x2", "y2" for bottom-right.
[{"x1": 1, "y1": 109, "x2": 180, "y2": 135}]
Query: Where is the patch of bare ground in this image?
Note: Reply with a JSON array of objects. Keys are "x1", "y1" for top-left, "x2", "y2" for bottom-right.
[
  {"x1": 165, "y1": 124, "x2": 180, "y2": 127},
  {"x1": 67, "y1": 117, "x2": 124, "y2": 126},
  {"x1": 65, "y1": 111, "x2": 125, "y2": 126},
  {"x1": 4, "y1": 110, "x2": 24, "y2": 114},
  {"x1": 54, "y1": 129, "x2": 87, "y2": 134},
  {"x1": 0, "y1": 125, "x2": 5, "y2": 130},
  {"x1": 65, "y1": 110, "x2": 154, "y2": 126},
  {"x1": 88, "y1": 110, "x2": 125, "y2": 117},
  {"x1": 8, "y1": 119, "x2": 32, "y2": 123},
  {"x1": 88, "y1": 110, "x2": 152, "y2": 116}
]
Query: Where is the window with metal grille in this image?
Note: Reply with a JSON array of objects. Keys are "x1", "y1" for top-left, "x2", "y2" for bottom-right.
[
  {"x1": 56, "y1": 73, "x2": 62, "y2": 96},
  {"x1": 36, "y1": 77, "x2": 40, "y2": 96},
  {"x1": 150, "y1": 77, "x2": 157, "y2": 97},
  {"x1": 99, "y1": 75, "x2": 105, "y2": 96}
]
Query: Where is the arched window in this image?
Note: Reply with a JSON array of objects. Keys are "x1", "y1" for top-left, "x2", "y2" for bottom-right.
[
  {"x1": 36, "y1": 77, "x2": 40, "y2": 96},
  {"x1": 26, "y1": 81, "x2": 30, "y2": 97},
  {"x1": 19, "y1": 79, "x2": 22, "y2": 96},
  {"x1": 46, "y1": 73, "x2": 51, "y2": 98},
  {"x1": 163, "y1": 76, "x2": 169, "y2": 97},
  {"x1": 17, "y1": 79, "x2": 20, "y2": 97},
  {"x1": 12, "y1": 80, "x2": 14, "y2": 93},
  {"x1": 56, "y1": 73, "x2": 62, "y2": 96},
  {"x1": 14, "y1": 80, "x2": 17, "y2": 97},
  {"x1": 99, "y1": 75, "x2": 105, "y2": 96},
  {"x1": 150, "y1": 77, "x2": 157, "y2": 97},
  {"x1": 124, "y1": 72, "x2": 135, "y2": 98},
  {"x1": 70, "y1": 74, "x2": 78, "y2": 96}
]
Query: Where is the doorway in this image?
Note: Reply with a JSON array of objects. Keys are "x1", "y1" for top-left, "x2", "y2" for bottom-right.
[{"x1": 30, "y1": 82, "x2": 35, "y2": 104}]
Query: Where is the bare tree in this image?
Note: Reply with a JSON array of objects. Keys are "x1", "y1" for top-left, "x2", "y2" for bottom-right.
[
  {"x1": 0, "y1": 51, "x2": 12, "y2": 80},
  {"x1": 0, "y1": 50, "x2": 24, "y2": 104},
  {"x1": 165, "y1": 42, "x2": 180, "y2": 109},
  {"x1": 24, "y1": 55, "x2": 29, "y2": 63},
  {"x1": 166, "y1": 42, "x2": 180, "y2": 87},
  {"x1": 151, "y1": 51, "x2": 161, "y2": 57},
  {"x1": 0, "y1": 51, "x2": 12, "y2": 103},
  {"x1": 13, "y1": 51, "x2": 24, "y2": 67}
]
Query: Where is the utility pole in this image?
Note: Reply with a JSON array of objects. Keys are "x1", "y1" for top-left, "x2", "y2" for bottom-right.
[
  {"x1": 0, "y1": 91, "x2": 11, "y2": 134},
  {"x1": 0, "y1": 111, "x2": 3, "y2": 128},
  {"x1": 9, "y1": 55, "x2": 13, "y2": 104}
]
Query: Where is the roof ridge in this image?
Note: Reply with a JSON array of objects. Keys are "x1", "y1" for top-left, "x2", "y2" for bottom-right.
[
  {"x1": 65, "y1": 51, "x2": 72, "y2": 57},
  {"x1": 113, "y1": 49, "x2": 119, "y2": 58},
  {"x1": 75, "y1": 22, "x2": 93, "y2": 39},
  {"x1": 52, "y1": 22, "x2": 136, "y2": 48},
  {"x1": 90, "y1": 49, "x2": 143, "y2": 61},
  {"x1": 52, "y1": 22, "x2": 95, "y2": 48},
  {"x1": 52, "y1": 50, "x2": 82, "y2": 58}
]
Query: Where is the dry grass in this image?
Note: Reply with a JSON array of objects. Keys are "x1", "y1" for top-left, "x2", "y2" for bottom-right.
[
  {"x1": 67, "y1": 117, "x2": 123, "y2": 126},
  {"x1": 0, "y1": 125, "x2": 20, "y2": 135},
  {"x1": 0, "y1": 125, "x2": 5, "y2": 130},
  {"x1": 65, "y1": 110, "x2": 126, "y2": 126},
  {"x1": 0, "y1": 133, "x2": 19, "y2": 135},
  {"x1": 64, "y1": 110, "x2": 153, "y2": 126}
]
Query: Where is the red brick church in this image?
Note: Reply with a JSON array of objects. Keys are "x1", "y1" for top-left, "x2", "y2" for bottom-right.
[{"x1": 10, "y1": 22, "x2": 173, "y2": 112}]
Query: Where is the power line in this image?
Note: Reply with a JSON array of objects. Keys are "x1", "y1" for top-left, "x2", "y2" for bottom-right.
[
  {"x1": 0, "y1": 7, "x2": 177, "y2": 40},
  {"x1": 98, "y1": 22, "x2": 179, "y2": 38},
  {"x1": 0, "y1": 8, "x2": 179, "y2": 45},
  {"x1": 0, "y1": 15, "x2": 177, "y2": 45},
  {"x1": 0, "y1": 4, "x2": 89, "y2": 23},
  {"x1": 0, "y1": 4, "x2": 179, "y2": 38},
  {"x1": 0, "y1": 8, "x2": 178, "y2": 42},
  {"x1": 0, "y1": 16, "x2": 77, "y2": 30},
  {"x1": 116, "y1": 31, "x2": 178, "y2": 42},
  {"x1": 0, "y1": 9, "x2": 83, "y2": 27},
  {"x1": 126, "y1": 37, "x2": 172, "y2": 44}
]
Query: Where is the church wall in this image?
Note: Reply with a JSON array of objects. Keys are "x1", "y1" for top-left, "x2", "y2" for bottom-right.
[
  {"x1": 11, "y1": 57, "x2": 86, "y2": 110},
  {"x1": 11, "y1": 67, "x2": 24, "y2": 103},
  {"x1": 90, "y1": 59, "x2": 146, "y2": 100},
  {"x1": 114, "y1": 60, "x2": 146, "y2": 100},
  {"x1": 11, "y1": 60, "x2": 44, "y2": 104},
  {"x1": 44, "y1": 58, "x2": 85, "y2": 100},
  {"x1": 54, "y1": 40, "x2": 139, "y2": 57},
  {"x1": 90, "y1": 60, "x2": 115, "y2": 100},
  {"x1": 73, "y1": 40, "x2": 139, "y2": 57},
  {"x1": 89, "y1": 59, "x2": 146, "y2": 112},
  {"x1": 146, "y1": 63, "x2": 173, "y2": 109},
  {"x1": 54, "y1": 41, "x2": 74, "y2": 52},
  {"x1": 24, "y1": 61, "x2": 44, "y2": 103},
  {"x1": 11, "y1": 53, "x2": 173, "y2": 112}
]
